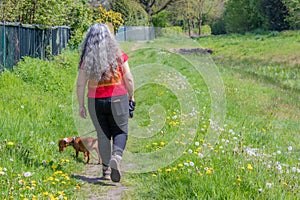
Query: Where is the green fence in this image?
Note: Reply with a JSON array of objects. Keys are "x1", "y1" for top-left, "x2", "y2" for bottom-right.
[{"x1": 0, "y1": 22, "x2": 70, "y2": 71}]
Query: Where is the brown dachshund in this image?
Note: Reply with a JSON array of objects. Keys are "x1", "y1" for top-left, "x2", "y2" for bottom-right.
[{"x1": 58, "y1": 137, "x2": 101, "y2": 164}]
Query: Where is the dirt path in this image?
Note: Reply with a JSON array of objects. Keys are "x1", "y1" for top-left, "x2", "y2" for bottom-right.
[{"x1": 72, "y1": 158, "x2": 131, "y2": 200}]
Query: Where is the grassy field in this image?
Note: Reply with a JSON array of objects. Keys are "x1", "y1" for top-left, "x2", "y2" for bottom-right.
[{"x1": 0, "y1": 30, "x2": 300, "y2": 199}]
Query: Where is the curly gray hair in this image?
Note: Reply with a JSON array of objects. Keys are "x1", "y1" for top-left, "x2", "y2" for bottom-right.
[{"x1": 78, "y1": 23, "x2": 123, "y2": 82}]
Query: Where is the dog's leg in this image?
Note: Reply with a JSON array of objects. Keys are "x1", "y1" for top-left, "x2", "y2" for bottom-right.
[
  {"x1": 76, "y1": 150, "x2": 79, "y2": 158},
  {"x1": 86, "y1": 151, "x2": 90, "y2": 164}
]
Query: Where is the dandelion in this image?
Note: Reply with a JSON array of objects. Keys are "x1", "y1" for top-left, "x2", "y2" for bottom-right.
[
  {"x1": 43, "y1": 192, "x2": 49, "y2": 196},
  {"x1": 206, "y1": 169, "x2": 212, "y2": 175},
  {"x1": 288, "y1": 146, "x2": 293, "y2": 151},
  {"x1": 24, "y1": 172, "x2": 33, "y2": 177},
  {"x1": 237, "y1": 177, "x2": 242, "y2": 182},
  {"x1": 160, "y1": 142, "x2": 165, "y2": 146},
  {"x1": 52, "y1": 165, "x2": 57, "y2": 170},
  {"x1": 21, "y1": 105, "x2": 25, "y2": 109},
  {"x1": 258, "y1": 188, "x2": 263, "y2": 193},
  {"x1": 178, "y1": 163, "x2": 183, "y2": 167},
  {"x1": 292, "y1": 167, "x2": 297, "y2": 173},
  {"x1": 189, "y1": 162, "x2": 194, "y2": 167},
  {"x1": 18, "y1": 180, "x2": 25, "y2": 185},
  {"x1": 7, "y1": 142, "x2": 14, "y2": 146},
  {"x1": 266, "y1": 182, "x2": 273, "y2": 188},
  {"x1": 50, "y1": 141, "x2": 55, "y2": 145},
  {"x1": 75, "y1": 185, "x2": 81, "y2": 190},
  {"x1": 277, "y1": 150, "x2": 282, "y2": 154},
  {"x1": 152, "y1": 173, "x2": 157, "y2": 177},
  {"x1": 184, "y1": 162, "x2": 189, "y2": 166},
  {"x1": 157, "y1": 169, "x2": 162, "y2": 173},
  {"x1": 165, "y1": 168, "x2": 171, "y2": 172},
  {"x1": 188, "y1": 149, "x2": 193, "y2": 154},
  {"x1": 229, "y1": 129, "x2": 235, "y2": 135},
  {"x1": 247, "y1": 164, "x2": 253, "y2": 170},
  {"x1": 195, "y1": 142, "x2": 200, "y2": 146}
]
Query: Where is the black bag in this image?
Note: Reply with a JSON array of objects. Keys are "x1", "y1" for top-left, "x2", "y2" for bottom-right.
[{"x1": 129, "y1": 100, "x2": 136, "y2": 118}]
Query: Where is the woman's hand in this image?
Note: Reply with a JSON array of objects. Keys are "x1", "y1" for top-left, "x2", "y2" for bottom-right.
[{"x1": 79, "y1": 105, "x2": 87, "y2": 119}]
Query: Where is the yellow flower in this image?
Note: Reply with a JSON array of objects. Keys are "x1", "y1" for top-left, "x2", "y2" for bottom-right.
[
  {"x1": 75, "y1": 185, "x2": 81, "y2": 190},
  {"x1": 237, "y1": 177, "x2": 242, "y2": 182},
  {"x1": 200, "y1": 139, "x2": 205, "y2": 143},
  {"x1": 7, "y1": 142, "x2": 14, "y2": 146},
  {"x1": 65, "y1": 159, "x2": 70, "y2": 163},
  {"x1": 172, "y1": 167, "x2": 178, "y2": 171},
  {"x1": 51, "y1": 165, "x2": 57, "y2": 170},
  {"x1": 206, "y1": 169, "x2": 212, "y2": 175},
  {"x1": 247, "y1": 164, "x2": 253, "y2": 170},
  {"x1": 165, "y1": 168, "x2": 171, "y2": 172},
  {"x1": 160, "y1": 142, "x2": 165, "y2": 146},
  {"x1": 54, "y1": 171, "x2": 63, "y2": 175},
  {"x1": 157, "y1": 169, "x2": 162, "y2": 173},
  {"x1": 0, "y1": 167, "x2": 2, "y2": 172},
  {"x1": 152, "y1": 142, "x2": 158, "y2": 146},
  {"x1": 43, "y1": 192, "x2": 49, "y2": 196},
  {"x1": 283, "y1": 182, "x2": 288, "y2": 186},
  {"x1": 152, "y1": 173, "x2": 157, "y2": 177},
  {"x1": 178, "y1": 163, "x2": 183, "y2": 167},
  {"x1": 58, "y1": 191, "x2": 64, "y2": 195}
]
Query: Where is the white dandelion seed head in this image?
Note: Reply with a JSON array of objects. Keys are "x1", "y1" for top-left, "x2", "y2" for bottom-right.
[
  {"x1": 277, "y1": 150, "x2": 282, "y2": 154},
  {"x1": 188, "y1": 149, "x2": 193, "y2": 154},
  {"x1": 229, "y1": 129, "x2": 235, "y2": 135},
  {"x1": 288, "y1": 146, "x2": 293, "y2": 151},
  {"x1": 266, "y1": 182, "x2": 273, "y2": 188},
  {"x1": 23, "y1": 172, "x2": 32, "y2": 177},
  {"x1": 292, "y1": 167, "x2": 297, "y2": 173},
  {"x1": 189, "y1": 162, "x2": 194, "y2": 167},
  {"x1": 198, "y1": 153, "x2": 204, "y2": 158},
  {"x1": 195, "y1": 142, "x2": 200, "y2": 146},
  {"x1": 50, "y1": 141, "x2": 55, "y2": 145}
]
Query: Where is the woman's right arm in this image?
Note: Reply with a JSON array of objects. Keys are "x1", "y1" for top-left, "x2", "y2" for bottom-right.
[{"x1": 76, "y1": 69, "x2": 88, "y2": 118}]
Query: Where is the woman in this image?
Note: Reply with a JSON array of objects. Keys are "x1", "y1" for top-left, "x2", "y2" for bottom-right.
[{"x1": 76, "y1": 23, "x2": 134, "y2": 182}]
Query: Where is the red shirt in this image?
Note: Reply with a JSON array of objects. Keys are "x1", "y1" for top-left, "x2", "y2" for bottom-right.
[{"x1": 86, "y1": 52, "x2": 129, "y2": 98}]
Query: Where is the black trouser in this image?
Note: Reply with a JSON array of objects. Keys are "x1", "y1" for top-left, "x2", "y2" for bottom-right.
[{"x1": 88, "y1": 94, "x2": 128, "y2": 166}]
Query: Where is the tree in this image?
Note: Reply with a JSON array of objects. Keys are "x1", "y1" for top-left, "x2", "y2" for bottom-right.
[
  {"x1": 112, "y1": 0, "x2": 148, "y2": 26},
  {"x1": 282, "y1": 0, "x2": 300, "y2": 29},
  {"x1": 261, "y1": 0, "x2": 289, "y2": 31},
  {"x1": 168, "y1": 0, "x2": 225, "y2": 36},
  {"x1": 224, "y1": 0, "x2": 266, "y2": 33},
  {"x1": 136, "y1": 0, "x2": 180, "y2": 24}
]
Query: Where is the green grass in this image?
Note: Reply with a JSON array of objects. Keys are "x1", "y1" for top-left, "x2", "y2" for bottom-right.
[{"x1": 1, "y1": 30, "x2": 300, "y2": 199}]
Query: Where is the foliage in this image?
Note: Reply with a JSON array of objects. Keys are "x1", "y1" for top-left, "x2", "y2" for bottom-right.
[
  {"x1": 98, "y1": 4, "x2": 124, "y2": 34},
  {"x1": 112, "y1": 0, "x2": 149, "y2": 26},
  {"x1": 224, "y1": 0, "x2": 267, "y2": 33},
  {"x1": 0, "y1": 49, "x2": 88, "y2": 199},
  {"x1": 260, "y1": 0, "x2": 289, "y2": 31},
  {"x1": 282, "y1": 0, "x2": 300, "y2": 29},
  {"x1": 152, "y1": 10, "x2": 172, "y2": 28}
]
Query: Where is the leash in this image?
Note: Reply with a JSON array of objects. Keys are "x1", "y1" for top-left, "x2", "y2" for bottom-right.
[{"x1": 77, "y1": 129, "x2": 97, "y2": 138}]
